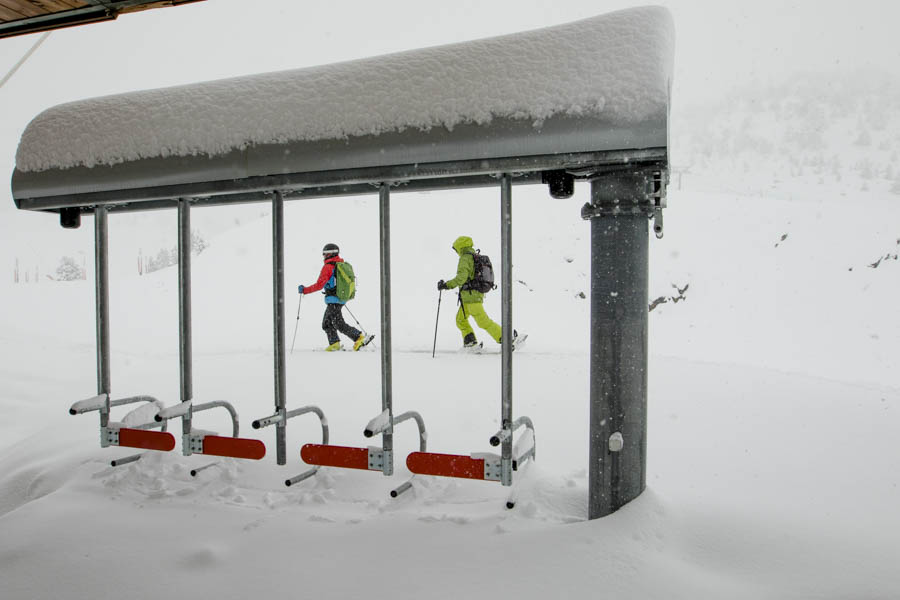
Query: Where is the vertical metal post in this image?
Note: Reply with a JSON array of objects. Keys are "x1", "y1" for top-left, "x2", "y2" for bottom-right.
[
  {"x1": 94, "y1": 205, "x2": 111, "y2": 427},
  {"x1": 586, "y1": 174, "x2": 650, "y2": 518},
  {"x1": 379, "y1": 183, "x2": 394, "y2": 476},
  {"x1": 272, "y1": 191, "x2": 287, "y2": 465},
  {"x1": 177, "y1": 198, "x2": 193, "y2": 451},
  {"x1": 500, "y1": 174, "x2": 513, "y2": 486}
]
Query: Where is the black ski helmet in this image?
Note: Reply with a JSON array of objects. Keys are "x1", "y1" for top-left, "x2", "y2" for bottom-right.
[{"x1": 322, "y1": 243, "x2": 339, "y2": 256}]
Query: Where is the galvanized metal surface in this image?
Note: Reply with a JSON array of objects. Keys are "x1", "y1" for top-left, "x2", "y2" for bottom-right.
[
  {"x1": 499, "y1": 174, "x2": 513, "y2": 486},
  {"x1": 12, "y1": 114, "x2": 666, "y2": 211},
  {"x1": 586, "y1": 174, "x2": 650, "y2": 519},
  {"x1": 259, "y1": 405, "x2": 329, "y2": 486},
  {"x1": 483, "y1": 455, "x2": 503, "y2": 482},
  {"x1": 93, "y1": 206, "x2": 110, "y2": 427},
  {"x1": 379, "y1": 183, "x2": 394, "y2": 477},
  {"x1": 390, "y1": 411, "x2": 427, "y2": 453},
  {"x1": 272, "y1": 191, "x2": 287, "y2": 465},
  {"x1": 177, "y1": 199, "x2": 193, "y2": 448},
  {"x1": 192, "y1": 401, "x2": 240, "y2": 438},
  {"x1": 367, "y1": 447, "x2": 385, "y2": 471}
]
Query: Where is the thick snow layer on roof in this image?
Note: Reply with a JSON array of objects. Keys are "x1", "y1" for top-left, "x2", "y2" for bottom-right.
[{"x1": 15, "y1": 6, "x2": 674, "y2": 173}]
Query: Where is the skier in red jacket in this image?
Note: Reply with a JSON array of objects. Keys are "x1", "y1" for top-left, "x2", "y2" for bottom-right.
[{"x1": 298, "y1": 243, "x2": 373, "y2": 351}]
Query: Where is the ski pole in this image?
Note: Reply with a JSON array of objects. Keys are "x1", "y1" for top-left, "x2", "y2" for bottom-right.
[
  {"x1": 432, "y1": 289, "x2": 443, "y2": 358},
  {"x1": 342, "y1": 304, "x2": 365, "y2": 333},
  {"x1": 290, "y1": 293, "x2": 303, "y2": 354}
]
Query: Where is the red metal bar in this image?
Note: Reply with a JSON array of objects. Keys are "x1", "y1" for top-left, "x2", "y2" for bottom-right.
[
  {"x1": 118, "y1": 428, "x2": 176, "y2": 452},
  {"x1": 301, "y1": 444, "x2": 369, "y2": 470},
  {"x1": 202, "y1": 436, "x2": 266, "y2": 460},
  {"x1": 406, "y1": 451, "x2": 487, "y2": 480}
]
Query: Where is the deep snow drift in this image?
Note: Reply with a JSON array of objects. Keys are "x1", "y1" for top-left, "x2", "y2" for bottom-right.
[{"x1": 0, "y1": 178, "x2": 898, "y2": 599}]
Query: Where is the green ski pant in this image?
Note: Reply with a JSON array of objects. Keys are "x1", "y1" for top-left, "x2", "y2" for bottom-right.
[{"x1": 455, "y1": 302, "x2": 502, "y2": 343}]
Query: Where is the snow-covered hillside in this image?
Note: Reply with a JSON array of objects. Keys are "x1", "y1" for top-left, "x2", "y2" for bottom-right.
[{"x1": 673, "y1": 71, "x2": 900, "y2": 197}]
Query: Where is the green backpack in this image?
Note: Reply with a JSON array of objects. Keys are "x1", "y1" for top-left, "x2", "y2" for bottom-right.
[{"x1": 334, "y1": 261, "x2": 356, "y2": 302}]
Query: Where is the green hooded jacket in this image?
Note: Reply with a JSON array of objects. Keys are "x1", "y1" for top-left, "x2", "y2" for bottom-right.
[{"x1": 444, "y1": 235, "x2": 484, "y2": 304}]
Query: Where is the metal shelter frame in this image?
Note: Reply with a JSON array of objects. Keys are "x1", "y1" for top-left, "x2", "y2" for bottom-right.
[
  {"x1": 12, "y1": 10, "x2": 671, "y2": 514},
  {"x1": 42, "y1": 146, "x2": 667, "y2": 516}
]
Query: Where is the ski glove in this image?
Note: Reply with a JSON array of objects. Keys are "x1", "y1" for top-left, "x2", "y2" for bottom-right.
[
  {"x1": 437, "y1": 280, "x2": 447, "y2": 291},
  {"x1": 298, "y1": 285, "x2": 305, "y2": 294}
]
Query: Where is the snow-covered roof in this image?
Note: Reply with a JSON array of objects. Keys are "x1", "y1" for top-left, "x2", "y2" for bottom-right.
[{"x1": 11, "y1": 6, "x2": 673, "y2": 211}]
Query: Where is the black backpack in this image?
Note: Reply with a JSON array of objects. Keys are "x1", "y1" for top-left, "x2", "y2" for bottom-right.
[{"x1": 462, "y1": 250, "x2": 496, "y2": 293}]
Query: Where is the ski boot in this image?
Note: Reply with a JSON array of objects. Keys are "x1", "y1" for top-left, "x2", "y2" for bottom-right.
[
  {"x1": 462, "y1": 333, "x2": 483, "y2": 353},
  {"x1": 354, "y1": 333, "x2": 375, "y2": 351},
  {"x1": 325, "y1": 341, "x2": 342, "y2": 352}
]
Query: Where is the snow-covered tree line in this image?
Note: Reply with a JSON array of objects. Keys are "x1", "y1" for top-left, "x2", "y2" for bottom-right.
[{"x1": 139, "y1": 230, "x2": 209, "y2": 275}]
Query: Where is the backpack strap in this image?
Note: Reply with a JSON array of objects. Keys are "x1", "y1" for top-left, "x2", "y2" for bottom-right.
[{"x1": 460, "y1": 249, "x2": 477, "y2": 292}]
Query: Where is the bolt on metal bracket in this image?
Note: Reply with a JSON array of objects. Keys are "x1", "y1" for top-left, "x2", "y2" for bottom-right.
[
  {"x1": 185, "y1": 433, "x2": 204, "y2": 456},
  {"x1": 482, "y1": 455, "x2": 503, "y2": 482},
  {"x1": 368, "y1": 447, "x2": 385, "y2": 471},
  {"x1": 608, "y1": 431, "x2": 624, "y2": 452},
  {"x1": 102, "y1": 426, "x2": 118, "y2": 448},
  {"x1": 650, "y1": 170, "x2": 667, "y2": 239}
]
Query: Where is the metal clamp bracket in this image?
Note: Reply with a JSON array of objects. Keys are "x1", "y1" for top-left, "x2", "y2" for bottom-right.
[
  {"x1": 580, "y1": 168, "x2": 668, "y2": 228},
  {"x1": 102, "y1": 426, "x2": 119, "y2": 447},
  {"x1": 482, "y1": 455, "x2": 502, "y2": 482},
  {"x1": 188, "y1": 433, "x2": 205, "y2": 455},
  {"x1": 368, "y1": 446, "x2": 386, "y2": 471}
]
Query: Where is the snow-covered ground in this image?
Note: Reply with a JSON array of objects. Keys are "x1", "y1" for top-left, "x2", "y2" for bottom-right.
[
  {"x1": 2, "y1": 2, "x2": 900, "y2": 598},
  {"x1": 1, "y1": 178, "x2": 898, "y2": 598}
]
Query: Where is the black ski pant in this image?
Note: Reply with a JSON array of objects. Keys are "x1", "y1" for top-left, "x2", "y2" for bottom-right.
[{"x1": 322, "y1": 303, "x2": 361, "y2": 345}]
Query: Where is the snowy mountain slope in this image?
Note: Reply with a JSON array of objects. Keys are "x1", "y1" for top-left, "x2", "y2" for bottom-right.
[
  {"x1": 0, "y1": 339, "x2": 897, "y2": 599},
  {"x1": 672, "y1": 71, "x2": 900, "y2": 196}
]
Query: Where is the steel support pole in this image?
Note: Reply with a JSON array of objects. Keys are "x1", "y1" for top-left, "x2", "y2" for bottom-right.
[
  {"x1": 177, "y1": 198, "x2": 193, "y2": 448},
  {"x1": 379, "y1": 183, "x2": 394, "y2": 475},
  {"x1": 272, "y1": 191, "x2": 287, "y2": 465},
  {"x1": 500, "y1": 174, "x2": 513, "y2": 486},
  {"x1": 94, "y1": 205, "x2": 110, "y2": 426},
  {"x1": 587, "y1": 175, "x2": 650, "y2": 519}
]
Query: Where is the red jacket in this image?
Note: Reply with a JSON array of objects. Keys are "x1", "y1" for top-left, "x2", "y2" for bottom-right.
[{"x1": 302, "y1": 255, "x2": 343, "y2": 297}]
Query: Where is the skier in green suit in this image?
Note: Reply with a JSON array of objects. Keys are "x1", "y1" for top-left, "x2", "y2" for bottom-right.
[{"x1": 437, "y1": 235, "x2": 518, "y2": 350}]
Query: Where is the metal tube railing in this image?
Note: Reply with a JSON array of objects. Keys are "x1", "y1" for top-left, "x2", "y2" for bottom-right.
[
  {"x1": 191, "y1": 401, "x2": 240, "y2": 438},
  {"x1": 82, "y1": 395, "x2": 169, "y2": 467},
  {"x1": 365, "y1": 410, "x2": 427, "y2": 453},
  {"x1": 513, "y1": 427, "x2": 535, "y2": 470},
  {"x1": 69, "y1": 394, "x2": 108, "y2": 415},
  {"x1": 110, "y1": 455, "x2": 141, "y2": 467},
  {"x1": 155, "y1": 401, "x2": 191, "y2": 422},
  {"x1": 190, "y1": 462, "x2": 219, "y2": 477},
  {"x1": 364, "y1": 409, "x2": 427, "y2": 498},
  {"x1": 489, "y1": 415, "x2": 534, "y2": 448},
  {"x1": 255, "y1": 405, "x2": 329, "y2": 486}
]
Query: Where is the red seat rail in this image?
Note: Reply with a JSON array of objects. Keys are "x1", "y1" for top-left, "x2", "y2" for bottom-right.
[
  {"x1": 406, "y1": 451, "x2": 495, "y2": 481},
  {"x1": 201, "y1": 435, "x2": 266, "y2": 460},
  {"x1": 118, "y1": 428, "x2": 176, "y2": 452},
  {"x1": 301, "y1": 444, "x2": 371, "y2": 470}
]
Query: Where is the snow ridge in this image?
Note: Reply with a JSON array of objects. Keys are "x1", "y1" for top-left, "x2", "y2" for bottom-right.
[{"x1": 15, "y1": 6, "x2": 674, "y2": 173}]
